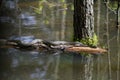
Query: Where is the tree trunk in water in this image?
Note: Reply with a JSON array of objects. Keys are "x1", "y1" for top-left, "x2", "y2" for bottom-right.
[
  {"x1": 73, "y1": 0, "x2": 94, "y2": 41},
  {"x1": 73, "y1": 0, "x2": 94, "y2": 80}
]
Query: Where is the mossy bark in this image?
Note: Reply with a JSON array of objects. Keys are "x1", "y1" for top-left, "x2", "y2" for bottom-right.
[{"x1": 73, "y1": 0, "x2": 94, "y2": 80}]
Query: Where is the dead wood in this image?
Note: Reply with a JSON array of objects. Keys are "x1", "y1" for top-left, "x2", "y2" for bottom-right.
[
  {"x1": 0, "y1": 39, "x2": 107, "y2": 54},
  {"x1": 65, "y1": 47, "x2": 107, "y2": 54}
]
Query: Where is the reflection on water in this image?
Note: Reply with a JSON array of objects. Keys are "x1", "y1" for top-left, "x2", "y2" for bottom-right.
[
  {"x1": 0, "y1": 48, "x2": 64, "y2": 80},
  {"x1": 9, "y1": 35, "x2": 35, "y2": 44},
  {"x1": 0, "y1": 16, "x2": 15, "y2": 23},
  {"x1": 20, "y1": 12, "x2": 36, "y2": 26},
  {"x1": 0, "y1": 0, "x2": 120, "y2": 80},
  {"x1": 5, "y1": 0, "x2": 16, "y2": 9}
]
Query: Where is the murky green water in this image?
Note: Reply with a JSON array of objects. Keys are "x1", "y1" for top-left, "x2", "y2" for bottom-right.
[{"x1": 0, "y1": 0, "x2": 120, "y2": 80}]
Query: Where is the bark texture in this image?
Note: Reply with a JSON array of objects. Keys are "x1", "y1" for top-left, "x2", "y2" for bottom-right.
[
  {"x1": 73, "y1": 0, "x2": 94, "y2": 80},
  {"x1": 74, "y1": 0, "x2": 94, "y2": 40}
]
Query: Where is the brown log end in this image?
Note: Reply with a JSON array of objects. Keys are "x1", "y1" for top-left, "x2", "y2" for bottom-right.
[{"x1": 65, "y1": 47, "x2": 107, "y2": 54}]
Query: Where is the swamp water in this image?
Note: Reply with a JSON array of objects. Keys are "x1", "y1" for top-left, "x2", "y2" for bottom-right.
[{"x1": 0, "y1": 0, "x2": 120, "y2": 80}]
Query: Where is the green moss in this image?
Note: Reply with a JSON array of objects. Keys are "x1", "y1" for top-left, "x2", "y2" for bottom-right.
[
  {"x1": 74, "y1": 33, "x2": 98, "y2": 55},
  {"x1": 80, "y1": 33, "x2": 98, "y2": 47}
]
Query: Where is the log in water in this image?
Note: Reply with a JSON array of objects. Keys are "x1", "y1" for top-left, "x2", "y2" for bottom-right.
[{"x1": 0, "y1": 39, "x2": 107, "y2": 54}]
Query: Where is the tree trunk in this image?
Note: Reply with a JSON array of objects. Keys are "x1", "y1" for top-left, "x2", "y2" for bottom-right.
[
  {"x1": 73, "y1": 0, "x2": 94, "y2": 80},
  {"x1": 74, "y1": 0, "x2": 94, "y2": 40}
]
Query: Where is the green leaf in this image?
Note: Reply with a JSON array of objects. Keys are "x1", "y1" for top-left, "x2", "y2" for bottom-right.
[{"x1": 61, "y1": 0, "x2": 65, "y2": 3}]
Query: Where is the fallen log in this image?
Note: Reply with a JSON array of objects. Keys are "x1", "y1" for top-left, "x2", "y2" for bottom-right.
[
  {"x1": 65, "y1": 47, "x2": 107, "y2": 54},
  {"x1": 0, "y1": 39, "x2": 107, "y2": 54}
]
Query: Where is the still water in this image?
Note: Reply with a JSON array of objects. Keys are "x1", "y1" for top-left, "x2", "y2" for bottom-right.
[{"x1": 0, "y1": 0, "x2": 120, "y2": 80}]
